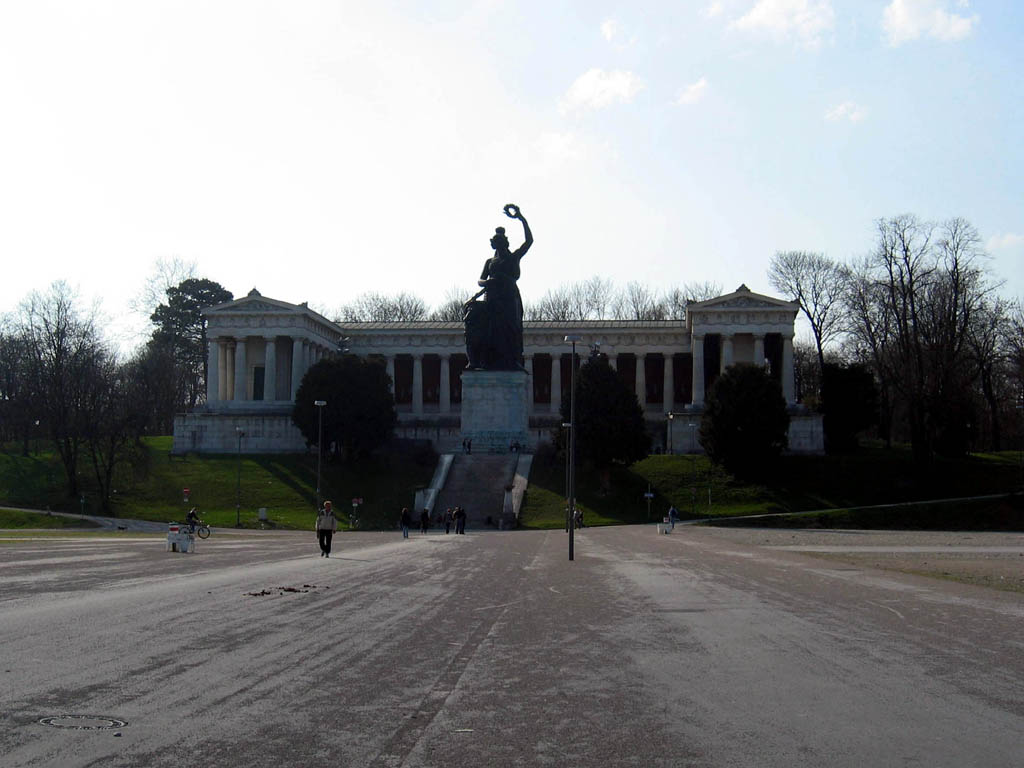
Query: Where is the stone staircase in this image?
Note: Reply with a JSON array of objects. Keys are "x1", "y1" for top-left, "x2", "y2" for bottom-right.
[{"x1": 434, "y1": 453, "x2": 519, "y2": 529}]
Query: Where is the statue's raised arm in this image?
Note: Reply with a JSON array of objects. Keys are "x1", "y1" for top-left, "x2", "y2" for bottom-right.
[{"x1": 504, "y1": 204, "x2": 532, "y2": 260}]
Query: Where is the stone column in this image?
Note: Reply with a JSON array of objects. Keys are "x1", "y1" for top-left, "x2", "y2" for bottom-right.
[
  {"x1": 291, "y1": 337, "x2": 304, "y2": 402},
  {"x1": 692, "y1": 335, "x2": 705, "y2": 406},
  {"x1": 782, "y1": 335, "x2": 795, "y2": 404},
  {"x1": 524, "y1": 354, "x2": 534, "y2": 413},
  {"x1": 233, "y1": 336, "x2": 248, "y2": 401},
  {"x1": 207, "y1": 338, "x2": 220, "y2": 405},
  {"x1": 412, "y1": 354, "x2": 424, "y2": 415},
  {"x1": 225, "y1": 341, "x2": 236, "y2": 401},
  {"x1": 386, "y1": 356, "x2": 396, "y2": 393},
  {"x1": 663, "y1": 353, "x2": 674, "y2": 413},
  {"x1": 635, "y1": 353, "x2": 647, "y2": 410},
  {"x1": 218, "y1": 341, "x2": 228, "y2": 400},
  {"x1": 721, "y1": 334, "x2": 734, "y2": 373},
  {"x1": 264, "y1": 336, "x2": 277, "y2": 401},
  {"x1": 754, "y1": 334, "x2": 765, "y2": 367},
  {"x1": 439, "y1": 354, "x2": 451, "y2": 414},
  {"x1": 550, "y1": 353, "x2": 561, "y2": 414}
]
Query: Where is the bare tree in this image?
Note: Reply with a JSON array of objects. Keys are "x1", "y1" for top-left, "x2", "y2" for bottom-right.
[
  {"x1": 17, "y1": 282, "x2": 105, "y2": 496},
  {"x1": 430, "y1": 286, "x2": 472, "y2": 322},
  {"x1": 338, "y1": 292, "x2": 429, "y2": 322},
  {"x1": 129, "y1": 256, "x2": 198, "y2": 322},
  {"x1": 681, "y1": 281, "x2": 723, "y2": 303},
  {"x1": 768, "y1": 251, "x2": 846, "y2": 373},
  {"x1": 613, "y1": 282, "x2": 667, "y2": 320},
  {"x1": 663, "y1": 288, "x2": 688, "y2": 320},
  {"x1": 843, "y1": 214, "x2": 999, "y2": 461},
  {"x1": 81, "y1": 353, "x2": 146, "y2": 512},
  {"x1": 530, "y1": 286, "x2": 576, "y2": 321},
  {"x1": 579, "y1": 276, "x2": 616, "y2": 319}
]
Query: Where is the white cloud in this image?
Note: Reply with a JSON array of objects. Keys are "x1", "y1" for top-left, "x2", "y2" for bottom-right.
[
  {"x1": 702, "y1": 2, "x2": 725, "y2": 18},
  {"x1": 675, "y1": 77, "x2": 710, "y2": 105},
  {"x1": 600, "y1": 19, "x2": 619, "y2": 42},
  {"x1": 882, "y1": 0, "x2": 979, "y2": 46},
  {"x1": 731, "y1": 0, "x2": 835, "y2": 49},
  {"x1": 824, "y1": 100, "x2": 867, "y2": 122},
  {"x1": 986, "y1": 232, "x2": 1024, "y2": 251},
  {"x1": 560, "y1": 69, "x2": 645, "y2": 113}
]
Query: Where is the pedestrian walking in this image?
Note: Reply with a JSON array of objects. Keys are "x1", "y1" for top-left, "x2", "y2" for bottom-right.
[
  {"x1": 455, "y1": 506, "x2": 466, "y2": 535},
  {"x1": 315, "y1": 500, "x2": 338, "y2": 557},
  {"x1": 574, "y1": 507, "x2": 584, "y2": 529},
  {"x1": 668, "y1": 505, "x2": 678, "y2": 531},
  {"x1": 444, "y1": 508, "x2": 453, "y2": 534},
  {"x1": 399, "y1": 507, "x2": 411, "y2": 538},
  {"x1": 420, "y1": 508, "x2": 430, "y2": 534}
]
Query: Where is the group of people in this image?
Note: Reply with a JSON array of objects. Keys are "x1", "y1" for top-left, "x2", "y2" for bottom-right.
[
  {"x1": 398, "y1": 506, "x2": 467, "y2": 537},
  {"x1": 315, "y1": 499, "x2": 474, "y2": 557}
]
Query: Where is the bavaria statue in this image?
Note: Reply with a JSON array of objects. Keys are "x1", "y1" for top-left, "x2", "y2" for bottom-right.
[{"x1": 464, "y1": 204, "x2": 533, "y2": 370}]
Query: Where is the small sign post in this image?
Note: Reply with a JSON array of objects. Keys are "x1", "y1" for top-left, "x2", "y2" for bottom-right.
[{"x1": 644, "y1": 485, "x2": 655, "y2": 521}]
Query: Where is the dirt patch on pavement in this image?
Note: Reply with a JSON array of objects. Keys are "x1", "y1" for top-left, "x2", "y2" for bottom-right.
[{"x1": 689, "y1": 526, "x2": 1024, "y2": 594}]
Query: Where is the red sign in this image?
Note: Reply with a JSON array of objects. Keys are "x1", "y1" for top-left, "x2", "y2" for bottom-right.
[{"x1": 183, "y1": 488, "x2": 191, "y2": 502}]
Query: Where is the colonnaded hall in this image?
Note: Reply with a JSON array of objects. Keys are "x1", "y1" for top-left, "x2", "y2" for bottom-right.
[{"x1": 172, "y1": 283, "x2": 823, "y2": 457}]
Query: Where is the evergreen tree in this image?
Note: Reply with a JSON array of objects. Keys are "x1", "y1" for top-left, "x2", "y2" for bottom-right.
[
  {"x1": 292, "y1": 357, "x2": 397, "y2": 461},
  {"x1": 560, "y1": 354, "x2": 649, "y2": 490},
  {"x1": 700, "y1": 364, "x2": 789, "y2": 479}
]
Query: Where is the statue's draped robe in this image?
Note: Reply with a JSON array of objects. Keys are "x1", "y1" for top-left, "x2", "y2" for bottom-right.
[{"x1": 466, "y1": 243, "x2": 527, "y2": 371}]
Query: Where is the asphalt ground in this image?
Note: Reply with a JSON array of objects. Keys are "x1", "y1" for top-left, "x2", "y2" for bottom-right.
[{"x1": 1, "y1": 526, "x2": 1021, "y2": 767}]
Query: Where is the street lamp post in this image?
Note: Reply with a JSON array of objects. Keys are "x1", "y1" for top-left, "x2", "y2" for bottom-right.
[
  {"x1": 562, "y1": 421, "x2": 571, "y2": 532},
  {"x1": 667, "y1": 412, "x2": 675, "y2": 454},
  {"x1": 565, "y1": 334, "x2": 582, "y2": 561},
  {"x1": 235, "y1": 427, "x2": 245, "y2": 527},
  {"x1": 688, "y1": 422, "x2": 697, "y2": 518},
  {"x1": 315, "y1": 400, "x2": 327, "y2": 511}
]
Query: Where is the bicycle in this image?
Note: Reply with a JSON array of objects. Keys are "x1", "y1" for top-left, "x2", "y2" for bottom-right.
[{"x1": 186, "y1": 521, "x2": 211, "y2": 539}]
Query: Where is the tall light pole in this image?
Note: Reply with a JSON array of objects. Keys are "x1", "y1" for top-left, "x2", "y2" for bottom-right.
[
  {"x1": 315, "y1": 400, "x2": 327, "y2": 511},
  {"x1": 565, "y1": 334, "x2": 582, "y2": 562},
  {"x1": 235, "y1": 427, "x2": 245, "y2": 527},
  {"x1": 688, "y1": 422, "x2": 697, "y2": 518},
  {"x1": 667, "y1": 411, "x2": 675, "y2": 454}
]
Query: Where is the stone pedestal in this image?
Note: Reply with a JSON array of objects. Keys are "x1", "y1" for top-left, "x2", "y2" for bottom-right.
[{"x1": 460, "y1": 370, "x2": 530, "y2": 454}]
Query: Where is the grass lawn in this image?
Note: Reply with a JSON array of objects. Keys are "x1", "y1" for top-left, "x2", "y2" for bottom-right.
[
  {"x1": 0, "y1": 508, "x2": 102, "y2": 530},
  {"x1": 706, "y1": 494, "x2": 1024, "y2": 531},
  {"x1": 520, "y1": 444, "x2": 1024, "y2": 530},
  {"x1": 0, "y1": 437, "x2": 436, "y2": 531}
]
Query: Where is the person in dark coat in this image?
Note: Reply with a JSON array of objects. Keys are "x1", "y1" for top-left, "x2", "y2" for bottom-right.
[
  {"x1": 399, "y1": 507, "x2": 411, "y2": 538},
  {"x1": 420, "y1": 508, "x2": 430, "y2": 534},
  {"x1": 455, "y1": 506, "x2": 467, "y2": 535},
  {"x1": 445, "y1": 508, "x2": 453, "y2": 534}
]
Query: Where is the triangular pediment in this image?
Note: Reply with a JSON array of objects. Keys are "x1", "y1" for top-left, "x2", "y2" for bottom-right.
[
  {"x1": 688, "y1": 285, "x2": 797, "y2": 312},
  {"x1": 204, "y1": 293, "x2": 306, "y2": 315}
]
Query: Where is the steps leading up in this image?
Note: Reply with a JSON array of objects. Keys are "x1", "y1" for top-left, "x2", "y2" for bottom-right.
[{"x1": 434, "y1": 453, "x2": 518, "y2": 528}]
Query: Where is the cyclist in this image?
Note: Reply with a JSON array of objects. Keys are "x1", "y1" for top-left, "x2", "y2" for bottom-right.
[{"x1": 185, "y1": 507, "x2": 200, "y2": 534}]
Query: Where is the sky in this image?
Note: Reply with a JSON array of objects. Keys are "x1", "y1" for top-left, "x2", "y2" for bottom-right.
[{"x1": 1, "y1": 0, "x2": 1022, "y2": 349}]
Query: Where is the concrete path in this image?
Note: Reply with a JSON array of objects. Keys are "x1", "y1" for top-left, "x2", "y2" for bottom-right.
[{"x1": 0, "y1": 526, "x2": 1021, "y2": 767}]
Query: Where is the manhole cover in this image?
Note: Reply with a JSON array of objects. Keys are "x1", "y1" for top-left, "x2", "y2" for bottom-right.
[{"x1": 37, "y1": 715, "x2": 127, "y2": 730}]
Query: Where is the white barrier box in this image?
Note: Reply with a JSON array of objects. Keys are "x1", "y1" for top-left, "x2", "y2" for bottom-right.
[
  {"x1": 657, "y1": 523, "x2": 671, "y2": 534},
  {"x1": 167, "y1": 524, "x2": 196, "y2": 553}
]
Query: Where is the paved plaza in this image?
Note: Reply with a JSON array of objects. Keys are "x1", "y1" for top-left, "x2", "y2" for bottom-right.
[{"x1": 1, "y1": 525, "x2": 1022, "y2": 767}]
